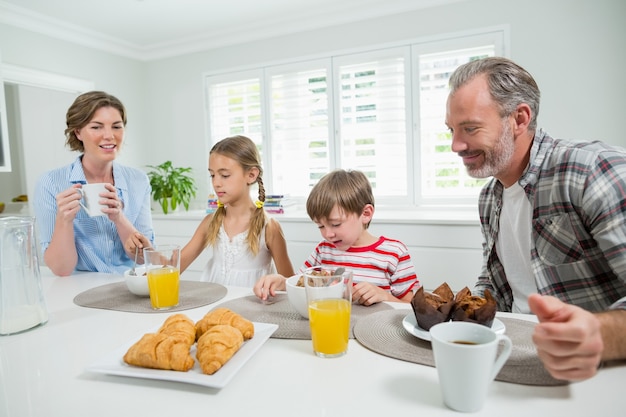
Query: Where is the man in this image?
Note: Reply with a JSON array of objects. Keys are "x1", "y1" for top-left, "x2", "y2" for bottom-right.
[{"x1": 445, "y1": 56, "x2": 626, "y2": 381}]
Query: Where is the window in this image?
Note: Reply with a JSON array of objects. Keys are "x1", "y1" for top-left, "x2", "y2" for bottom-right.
[
  {"x1": 204, "y1": 28, "x2": 506, "y2": 208},
  {"x1": 415, "y1": 44, "x2": 496, "y2": 202}
]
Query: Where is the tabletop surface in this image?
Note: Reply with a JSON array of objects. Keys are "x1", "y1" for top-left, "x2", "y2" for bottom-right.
[{"x1": 1, "y1": 268, "x2": 624, "y2": 417}]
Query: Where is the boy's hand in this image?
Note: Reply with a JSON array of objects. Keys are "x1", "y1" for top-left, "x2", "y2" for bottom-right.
[{"x1": 352, "y1": 282, "x2": 388, "y2": 305}]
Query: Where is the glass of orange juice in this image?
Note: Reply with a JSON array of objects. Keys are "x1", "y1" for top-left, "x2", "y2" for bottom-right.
[
  {"x1": 304, "y1": 266, "x2": 352, "y2": 358},
  {"x1": 143, "y1": 245, "x2": 181, "y2": 310}
]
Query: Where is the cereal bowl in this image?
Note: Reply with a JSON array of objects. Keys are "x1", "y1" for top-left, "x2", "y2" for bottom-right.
[
  {"x1": 285, "y1": 274, "x2": 309, "y2": 319},
  {"x1": 124, "y1": 266, "x2": 149, "y2": 296}
]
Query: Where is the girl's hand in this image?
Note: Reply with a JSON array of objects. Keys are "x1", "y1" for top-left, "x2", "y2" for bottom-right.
[{"x1": 254, "y1": 274, "x2": 287, "y2": 300}]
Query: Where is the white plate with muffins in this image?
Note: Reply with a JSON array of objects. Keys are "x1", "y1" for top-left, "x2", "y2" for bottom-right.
[{"x1": 402, "y1": 313, "x2": 505, "y2": 341}]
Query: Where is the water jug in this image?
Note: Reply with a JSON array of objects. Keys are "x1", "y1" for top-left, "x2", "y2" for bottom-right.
[{"x1": 0, "y1": 216, "x2": 48, "y2": 335}]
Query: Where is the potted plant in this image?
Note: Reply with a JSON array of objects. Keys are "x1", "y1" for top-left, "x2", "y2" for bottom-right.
[{"x1": 146, "y1": 161, "x2": 197, "y2": 214}]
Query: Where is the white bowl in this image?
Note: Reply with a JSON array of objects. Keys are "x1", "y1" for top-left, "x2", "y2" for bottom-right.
[
  {"x1": 285, "y1": 274, "x2": 308, "y2": 319},
  {"x1": 124, "y1": 266, "x2": 149, "y2": 296}
]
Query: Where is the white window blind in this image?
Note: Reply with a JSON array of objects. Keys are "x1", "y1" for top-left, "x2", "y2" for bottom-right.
[
  {"x1": 417, "y1": 45, "x2": 495, "y2": 199},
  {"x1": 269, "y1": 63, "x2": 330, "y2": 196},
  {"x1": 207, "y1": 72, "x2": 263, "y2": 147},
  {"x1": 204, "y1": 28, "x2": 506, "y2": 208},
  {"x1": 335, "y1": 48, "x2": 409, "y2": 198}
]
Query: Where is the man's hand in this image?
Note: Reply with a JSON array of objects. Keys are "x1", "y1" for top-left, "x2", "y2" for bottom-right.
[{"x1": 528, "y1": 294, "x2": 603, "y2": 381}]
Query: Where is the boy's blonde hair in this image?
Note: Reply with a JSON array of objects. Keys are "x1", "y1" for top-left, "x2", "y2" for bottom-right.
[
  {"x1": 205, "y1": 135, "x2": 267, "y2": 255},
  {"x1": 306, "y1": 169, "x2": 374, "y2": 229}
]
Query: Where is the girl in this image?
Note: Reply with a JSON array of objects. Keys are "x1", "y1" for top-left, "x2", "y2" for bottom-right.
[{"x1": 181, "y1": 135, "x2": 294, "y2": 286}]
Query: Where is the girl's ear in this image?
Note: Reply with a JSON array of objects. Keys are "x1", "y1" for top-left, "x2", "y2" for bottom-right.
[{"x1": 247, "y1": 167, "x2": 260, "y2": 185}]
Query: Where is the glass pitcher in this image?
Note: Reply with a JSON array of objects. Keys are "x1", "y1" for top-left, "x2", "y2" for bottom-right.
[{"x1": 0, "y1": 216, "x2": 48, "y2": 335}]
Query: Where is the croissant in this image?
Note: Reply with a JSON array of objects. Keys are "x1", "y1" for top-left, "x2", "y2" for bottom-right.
[
  {"x1": 196, "y1": 324, "x2": 244, "y2": 375},
  {"x1": 195, "y1": 307, "x2": 254, "y2": 341},
  {"x1": 123, "y1": 332, "x2": 195, "y2": 372},
  {"x1": 157, "y1": 314, "x2": 196, "y2": 345}
]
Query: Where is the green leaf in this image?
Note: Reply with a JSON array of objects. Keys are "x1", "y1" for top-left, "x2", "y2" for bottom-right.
[{"x1": 146, "y1": 160, "x2": 197, "y2": 214}]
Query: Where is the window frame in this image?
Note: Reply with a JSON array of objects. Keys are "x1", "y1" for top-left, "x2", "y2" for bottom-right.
[
  {"x1": 203, "y1": 26, "x2": 509, "y2": 211},
  {"x1": 411, "y1": 30, "x2": 507, "y2": 208}
]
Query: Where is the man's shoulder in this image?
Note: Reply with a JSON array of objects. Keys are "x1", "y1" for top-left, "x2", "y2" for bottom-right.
[{"x1": 541, "y1": 131, "x2": 626, "y2": 162}]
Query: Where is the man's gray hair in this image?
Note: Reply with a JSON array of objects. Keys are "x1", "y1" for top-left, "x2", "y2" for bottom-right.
[{"x1": 449, "y1": 57, "x2": 541, "y2": 131}]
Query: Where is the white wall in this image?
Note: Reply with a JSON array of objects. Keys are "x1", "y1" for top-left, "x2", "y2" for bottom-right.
[
  {"x1": 1, "y1": 0, "x2": 623, "y2": 287},
  {"x1": 1, "y1": 84, "x2": 22, "y2": 204},
  {"x1": 141, "y1": 0, "x2": 626, "y2": 207},
  {"x1": 1, "y1": 0, "x2": 623, "y2": 210},
  {"x1": 10, "y1": 85, "x2": 77, "y2": 214}
]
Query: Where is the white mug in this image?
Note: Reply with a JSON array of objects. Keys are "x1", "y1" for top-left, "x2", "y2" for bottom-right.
[
  {"x1": 77, "y1": 183, "x2": 108, "y2": 217},
  {"x1": 430, "y1": 321, "x2": 513, "y2": 413}
]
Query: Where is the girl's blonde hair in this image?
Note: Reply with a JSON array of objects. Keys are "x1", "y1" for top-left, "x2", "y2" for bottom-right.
[
  {"x1": 205, "y1": 135, "x2": 267, "y2": 254},
  {"x1": 306, "y1": 169, "x2": 374, "y2": 229}
]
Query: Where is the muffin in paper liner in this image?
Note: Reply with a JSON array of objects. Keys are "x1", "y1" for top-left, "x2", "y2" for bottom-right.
[
  {"x1": 450, "y1": 287, "x2": 497, "y2": 328},
  {"x1": 410, "y1": 284, "x2": 455, "y2": 331},
  {"x1": 410, "y1": 283, "x2": 496, "y2": 330}
]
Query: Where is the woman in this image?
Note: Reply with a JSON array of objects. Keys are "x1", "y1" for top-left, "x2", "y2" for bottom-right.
[{"x1": 34, "y1": 91, "x2": 154, "y2": 276}]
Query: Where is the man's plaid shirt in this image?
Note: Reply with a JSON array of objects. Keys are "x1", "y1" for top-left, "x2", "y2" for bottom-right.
[{"x1": 475, "y1": 129, "x2": 626, "y2": 312}]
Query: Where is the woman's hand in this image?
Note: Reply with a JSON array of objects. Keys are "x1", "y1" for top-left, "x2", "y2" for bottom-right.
[
  {"x1": 55, "y1": 184, "x2": 83, "y2": 222},
  {"x1": 124, "y1": 232, "x2": 152, "y2": 264},
  {"x1": 99, "y1": 183, "x2": 124, "y2": 221}
]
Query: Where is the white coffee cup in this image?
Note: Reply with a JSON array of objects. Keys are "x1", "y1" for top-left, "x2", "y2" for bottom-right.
[
  {"x1": 430, "y1": 321, "x2": 513, "y2": 413},
  {"x1": 77, "y1": 183, "x2": 108, "y2": 217}
]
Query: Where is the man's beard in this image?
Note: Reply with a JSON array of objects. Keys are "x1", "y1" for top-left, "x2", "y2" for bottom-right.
[{"x1": 463, "y1": 119, "x2": 515, "y2": 179}]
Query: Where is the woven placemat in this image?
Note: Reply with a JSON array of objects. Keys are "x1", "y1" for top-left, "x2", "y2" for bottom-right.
[
  {"x1": 73, "y1": 281, "x2": 227, "y2": 313},
  {"x1": 215, "y1": 293, "x2": 393, "y2": 339},
  {"x1": 353, "y1": 310, "x2": 568, "y2": 386}
]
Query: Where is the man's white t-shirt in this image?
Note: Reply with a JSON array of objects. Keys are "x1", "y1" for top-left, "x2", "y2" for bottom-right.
[{"x1": 495, "y1": 182, "x2": 537, "y2": 313}]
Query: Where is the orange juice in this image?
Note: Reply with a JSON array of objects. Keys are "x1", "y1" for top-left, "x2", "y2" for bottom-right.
[
  {"x1": 308, "y1": 298, "x2": 351, "y2": 357},
  {"x1": 147, "y1": 266, "x2": 179, "y2": 309}
]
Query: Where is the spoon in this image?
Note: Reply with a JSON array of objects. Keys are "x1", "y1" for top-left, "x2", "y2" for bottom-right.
[
  {"x1": 325, "y1": 267, "x2": 345, "y2": 286},
  {"x1": 129, "y1": 246, "x2": 139, "y2": 276}
]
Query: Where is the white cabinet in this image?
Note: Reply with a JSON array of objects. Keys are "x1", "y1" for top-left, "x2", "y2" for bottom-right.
[{"x1": 152, "y1": 209, "x2": 484, "y2": 290}]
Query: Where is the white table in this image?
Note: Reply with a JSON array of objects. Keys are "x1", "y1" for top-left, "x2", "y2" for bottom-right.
[{"x1": 1, "y1": 268, "x2": 623, "y2": 417}]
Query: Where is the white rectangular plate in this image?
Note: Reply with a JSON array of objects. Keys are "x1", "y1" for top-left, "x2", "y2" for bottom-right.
[{"x1": 86, "y1": 321, "x2": 278, "y2": 389}]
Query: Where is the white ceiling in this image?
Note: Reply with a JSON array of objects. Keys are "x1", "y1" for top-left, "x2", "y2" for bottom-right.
[{"x1": 0, "y1": 0, "x2": 463, "y2": 60}]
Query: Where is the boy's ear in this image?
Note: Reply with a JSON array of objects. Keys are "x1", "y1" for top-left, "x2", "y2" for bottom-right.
[{"x1": 361, "y1": 204, "x2": 375, "y2": 223}]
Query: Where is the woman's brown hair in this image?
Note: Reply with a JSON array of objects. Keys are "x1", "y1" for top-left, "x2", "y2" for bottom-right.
[{"x1": 65, "y1": 91, "x2": 127, "y2": 152}]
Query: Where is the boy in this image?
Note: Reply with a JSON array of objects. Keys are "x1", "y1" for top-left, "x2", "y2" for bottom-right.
[{"x1": 254, "y1": 169, "x2": 420, "y2": 304}]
